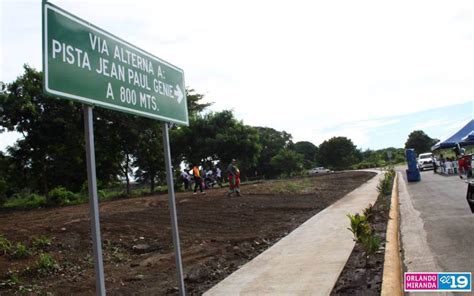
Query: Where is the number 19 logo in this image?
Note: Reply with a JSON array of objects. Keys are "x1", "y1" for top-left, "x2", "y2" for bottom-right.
[{"x1": 438, "y1": 273, "x2": 472, "y2": 291}]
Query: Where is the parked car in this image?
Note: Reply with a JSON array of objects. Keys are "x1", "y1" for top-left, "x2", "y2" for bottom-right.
[
  {"x1": 308, "y1": 167, "x2": 330, "y2": 175},
  {"x1": 417, "y1": 152, "x2": 434, "y2": 171}
]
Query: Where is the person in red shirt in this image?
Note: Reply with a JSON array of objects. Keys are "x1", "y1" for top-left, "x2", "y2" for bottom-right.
[
  {"x1": 458, "y1": 156, "x2": 466, "y2": 179},
  {"x1": 227, "y1": 159, "x2": 241, "y2": 197}
]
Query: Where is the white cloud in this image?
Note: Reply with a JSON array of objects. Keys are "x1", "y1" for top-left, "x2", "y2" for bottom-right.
[
  {"x1": 414, "y1": 118, "x2": 460, "y2": 131},
  {"x1": 310, "y1": 118, "x2": 401, "y2": 147},
  {"x1": 0, "y1": 131, "x2": 22, "y2": 151}
]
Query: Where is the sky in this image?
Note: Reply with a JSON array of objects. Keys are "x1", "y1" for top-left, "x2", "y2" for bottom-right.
[{"x1": 0, "y1": 0, "x2": 473, "y2": 151}]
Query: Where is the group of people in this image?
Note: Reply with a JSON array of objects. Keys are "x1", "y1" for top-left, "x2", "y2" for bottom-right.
[
  {"x1": 433, "y1": 152, "x2": 472, "y2": 179},
  {"x1": 180, "y1": 159, "x2": 241, "y2": 197}
]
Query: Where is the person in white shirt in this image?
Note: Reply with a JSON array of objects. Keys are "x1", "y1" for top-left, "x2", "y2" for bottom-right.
[
  {"x1": 181, "y1": 170, "x2": 190, "y2": 191},
  {"x1": 215, "y1": 167, "x2": 222, "y2": 187}
]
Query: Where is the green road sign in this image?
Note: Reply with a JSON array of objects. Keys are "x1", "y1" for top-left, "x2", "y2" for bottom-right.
[{"x1": 42, "y1": 2, "x2": 188, "y2": 125}]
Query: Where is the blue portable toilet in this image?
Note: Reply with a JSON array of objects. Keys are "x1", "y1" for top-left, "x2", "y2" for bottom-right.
[{"x1": 405, "y1": 149, "x2": 421, "y2": 182}]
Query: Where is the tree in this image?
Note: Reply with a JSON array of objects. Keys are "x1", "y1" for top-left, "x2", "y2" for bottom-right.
[
  {"x1": 133, "y1": 118, "x2": 164, "y2": 193},
  {"x1": 270, "y1": 149, "x2": 304, "y2": 177},
  {"x1": 92, "y1": 109, "x2": 126, "y2": 188},
  {"x1": 0, "y1": 152, "x2": 8, "y2": 204},
  {"x1": 404, "y1": 130, "x2": 438, "y2": 154},
  {"x1": 252, "y1": 127, "x2": 293, "y2": 178},
  {"x1": 0, "y1": 65, "x2": 137, "y2": 198},
  {"x1": 171, "y1": 110, "x2": 261, "y2": 177},
  {"x1": 186, "y1": 89, "x2": 213, "y2": 117},
  {"x1": 293, "y1": 141, "x2": 318, "y2": 169},
  {"x1": 0, "y1": 65, "x2": 86, "y2": 196},
  {"x1": 317, "y1": 137, "x2": 359, "y2": 170},
  {"x1": 100, "y1": 111, "x2": 141, "y2": 196}
]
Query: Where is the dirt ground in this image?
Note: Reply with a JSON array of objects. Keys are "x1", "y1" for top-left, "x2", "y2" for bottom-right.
[{"x1": 0, "y1": 171, "x2": 375, "y2": 295}]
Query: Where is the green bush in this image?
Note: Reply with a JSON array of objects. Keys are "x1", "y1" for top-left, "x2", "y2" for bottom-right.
[
  {"x1": 131, "y1": 188, "x2": 151, "y2": 197},
  {"x1": 3, "y1": 193, "x2": 47, "y2": 209},
  {"x1": 376, "y1": 169, "x2": 395, "y2": 196},
  {"x1": 347, "y1": 210, "x2": 381, "y2": 267},
  {"x1": 360, "y1": 232, "x2": 381, "y2": 258},
  {"x1": 47, "y1": 186, "x2": 75, "y2": 206},
  {"x1": 352, "y1": 160, "x2": 388, "y2": 170},
  {"x1": 0, "y1": 179, "x2": 7, "y2": 206},
  {"x1": 347, "y1": 213, "x2": 370, "y2": 242},
  {"x1": 363, "y1": 203, "x2": 375, "y2": 223},
  {"x1": 97, "y1": 189, "x2": 126, "y2": 201}
]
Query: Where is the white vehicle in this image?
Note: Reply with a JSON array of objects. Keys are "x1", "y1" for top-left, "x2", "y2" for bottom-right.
[
  {"x1": 417, "y1": 152, "x2": 434, "y2": 171},
  {"x1": 308, "y1": 167, "x2": 330, "y2": 174}
]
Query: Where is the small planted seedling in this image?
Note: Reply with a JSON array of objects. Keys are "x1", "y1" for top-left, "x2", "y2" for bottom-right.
[
  {"x1": 347, "y1": 213, "x2": 369, "y2": 242},
  {"x1": 359, "y1": 229, "x2": 381, "y2": 267},
  {"x1": 363, "y1": 203, "x2": 375, "y2": 223},
  {"x1": 0, "y1": 235, "x2": 12, "y2": 256},
  {"x1": 11, "y1": 243, "x2": 30, "y2": 259},
  {"x1": 37, "y1": 253, "x2": 57, "y2": 274},
  {"x1": 0, "y1": 271, "x2": 20, "y2": 288},
  {"x1": 33, "y1": 236, "x2": 52, "y2": 250}
]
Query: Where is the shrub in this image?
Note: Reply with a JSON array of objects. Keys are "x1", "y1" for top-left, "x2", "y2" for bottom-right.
[
  {"x1": 347, "y1": 213, "x2": 370, "y2": 242},
  {"x1": 47, "y1": 186, "x2": 75, "y2": 206},
  {"x1": 360, "y1": 232, "x2": 381, "y2": 258},
  {"x1": 347, "y1": 211, "x2": 381, "y2": 267},
  {"x1": 358, "y1": 224, "x2": 381, "y2": 267},
  {"x1": 0, "y1": 179, "x2": 7, "y2": 206},
  {"x1": 37, "y1": 253, "x2": 57, "y2": 274},
  {"x1": 376, "y1": 169, "x2": 395, "y2": 196},
  {"x1": 131, "y1": 188, "x2": 151, "y2": 197},
  {"x1": 97, "y1": 189, "x2": 126, "y2": 201},
  {"x1": 363, "y1": 203, "x2": 375, "y2": 223},
  {"x1": 3, "y1": 194, "x2": 46, "y2": 209},
  {"x1": 27, "y1": 194, "x2": 48, "y2": 207}
]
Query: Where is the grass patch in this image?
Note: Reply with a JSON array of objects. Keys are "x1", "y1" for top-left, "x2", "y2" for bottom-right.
[{"x1": 271, "y1": 178, "x2": 313, "y2": 194}]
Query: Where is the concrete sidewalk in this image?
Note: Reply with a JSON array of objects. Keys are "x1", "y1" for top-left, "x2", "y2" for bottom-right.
[{"x1": 204, "y1": 171, "x2": 381, "y2": 296}]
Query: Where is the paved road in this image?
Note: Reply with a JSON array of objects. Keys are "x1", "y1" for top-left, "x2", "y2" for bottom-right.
[
  {"x1": 398, "y1": 169, "x2": 474, "y2": 295},
  {"x1": 204, "y1": 171, "x2": 381, "y2": 296}
]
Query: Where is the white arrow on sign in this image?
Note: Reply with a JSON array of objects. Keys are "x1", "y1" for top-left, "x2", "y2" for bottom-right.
[{"x1": 174, "y1": 85, "x2": 184, "y2": 104}]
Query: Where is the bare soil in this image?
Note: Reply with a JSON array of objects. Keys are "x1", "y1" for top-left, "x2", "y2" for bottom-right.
[
  {"x1": 0, "y1": 171, "x2": 375, "y2": 295},
  {"x1": 331, "y1": 188, "x2": 391, "y2": 296}
]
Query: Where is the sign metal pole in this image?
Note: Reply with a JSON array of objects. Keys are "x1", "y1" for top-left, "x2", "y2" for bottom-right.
[
  {"x1": 162, "y1": 122, "x2": 186, "y2": 296},
  {"x1": 84, "y1": 105, "x2": 106, "y2": 296}
]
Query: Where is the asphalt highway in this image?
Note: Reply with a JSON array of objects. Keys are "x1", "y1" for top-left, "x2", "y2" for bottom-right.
[{"x1": 398, "y1": 168, "x2": 473, "y2": 295}]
